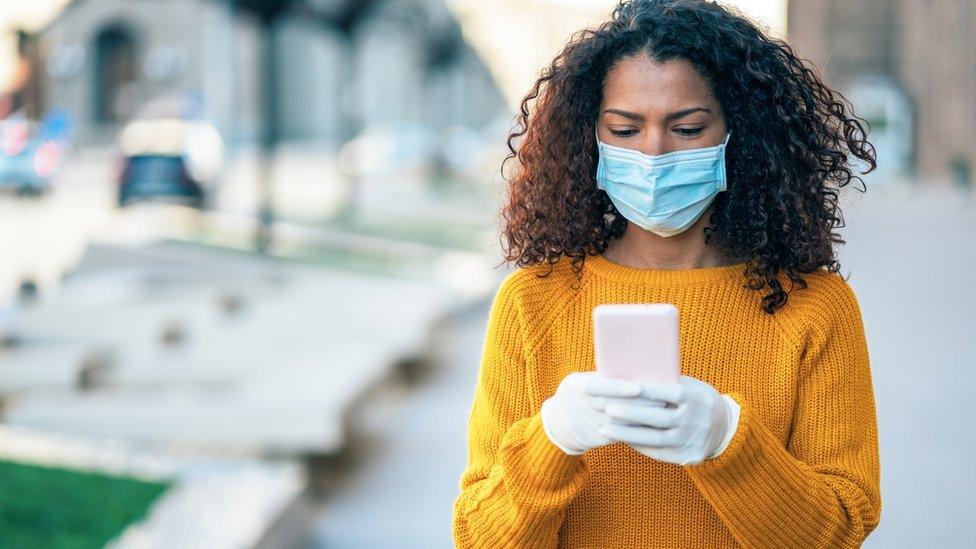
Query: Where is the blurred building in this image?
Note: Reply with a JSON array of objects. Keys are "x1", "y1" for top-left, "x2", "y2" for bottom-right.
[
  {"x1": 35, "y1": 0, "x2": 505, "y2": 148},
  {"x1": 0, "y1": 30, "x2": 44, "y2": 119},
  {"x1": 789, "y1": 0, "x2": 976, "y2": 186}
]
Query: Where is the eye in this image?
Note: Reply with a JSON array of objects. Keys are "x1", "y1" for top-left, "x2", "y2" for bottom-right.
[
  {"x1": 674, "y1": 127, "x2": 704, "y2": 136},
  {"x1": 609, "y1": 129, "x2": 637, "y2": 137}
]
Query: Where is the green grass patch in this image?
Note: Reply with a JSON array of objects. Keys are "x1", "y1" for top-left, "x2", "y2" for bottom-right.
[{"x1": 0, "y1": 459, "x2": 171, "y2": 549}]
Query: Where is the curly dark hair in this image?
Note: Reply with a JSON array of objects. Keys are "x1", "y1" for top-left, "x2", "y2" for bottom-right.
[{"x1": 497, "y1": 0, "x2": 876, "y2": 314}]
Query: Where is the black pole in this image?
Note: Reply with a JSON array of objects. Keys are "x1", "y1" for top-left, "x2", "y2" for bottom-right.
[
  {"x1": 255, "y1": 14, "x2": 278, "y2": 254},
  {"x1": 233, "y1": 0, "x2": 386, "y2": 242}
]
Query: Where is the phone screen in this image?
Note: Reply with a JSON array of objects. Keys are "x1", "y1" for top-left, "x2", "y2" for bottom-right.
[{"x1": 593, "y1": 303, "x2": 681, "y2": 384}]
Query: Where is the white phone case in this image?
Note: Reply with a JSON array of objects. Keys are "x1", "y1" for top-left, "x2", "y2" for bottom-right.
[{"x1": 593, "y1": 303, "x2": 681, "y2": 383}]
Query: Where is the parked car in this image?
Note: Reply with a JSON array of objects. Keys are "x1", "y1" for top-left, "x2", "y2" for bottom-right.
[
  {"x1": 115, "y1": 117, "x2": 223, "y2": 208},
  {"x1": 117, "y1": 153, "x2": 204, "y2": 208},
  {"x1": 0, "y1": 117, "x2": 61, "y2": 196}
]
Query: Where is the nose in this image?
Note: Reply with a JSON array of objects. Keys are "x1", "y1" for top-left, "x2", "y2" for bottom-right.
[{"x1": 637, "y1": 130, "x2": 668, "y2": 156}]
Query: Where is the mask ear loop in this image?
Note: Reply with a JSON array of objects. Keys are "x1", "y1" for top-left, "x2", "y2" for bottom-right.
[
  {"x1": 593, "y1": 126, "x2": 603, "y2": 190},
  {"x1": 717, "y1": 131, "x2": 731, "y2": 192}
]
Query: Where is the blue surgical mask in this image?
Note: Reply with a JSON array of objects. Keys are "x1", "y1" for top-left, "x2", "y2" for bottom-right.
[{"x1": 595, "y1": 130, "x2": 731, "y2": 237}]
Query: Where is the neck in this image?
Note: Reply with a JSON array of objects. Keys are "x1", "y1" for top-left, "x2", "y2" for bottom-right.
[{"x1": 603, "y1": 207, "x2": 736, "y2": 270}]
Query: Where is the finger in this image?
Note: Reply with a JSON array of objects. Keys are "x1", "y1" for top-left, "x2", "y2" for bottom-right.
[
  {"x1": 637, "y1": 381, "x2": 684, "y2": 405},
  {"x1": 584, "y1": 375, "x2": 642, "y2": 398},
  {"x1": 605, "y1": 403, "x2": 682, "y2": 428},
  {"x1": 588, "y1": 395, "x2": 668, "y2": 412},
  {"x1": 599, "y1": 423, "x2": 683, "y2": 447}
]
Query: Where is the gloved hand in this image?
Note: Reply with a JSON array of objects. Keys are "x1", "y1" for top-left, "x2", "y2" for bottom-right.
[
  {"x1": 540, "y1": 371, "x2": 645, "y2": 456},
  {"x1": 598, "y1": 375, "x2": 741, "y2": 466}
]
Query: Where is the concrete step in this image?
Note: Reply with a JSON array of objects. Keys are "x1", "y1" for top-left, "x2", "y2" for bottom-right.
[{"x1": 1, "y1": 240, "x2": 486, "y2": 457}]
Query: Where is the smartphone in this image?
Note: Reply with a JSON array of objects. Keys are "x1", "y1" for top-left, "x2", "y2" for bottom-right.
[{"x1": 593, "y1": 303, "x2": 681, "y2": 384}]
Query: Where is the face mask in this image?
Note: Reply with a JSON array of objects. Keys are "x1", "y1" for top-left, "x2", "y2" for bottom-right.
[{"x1": 595, "y1": 130, "x2": 731, "y2": 237}]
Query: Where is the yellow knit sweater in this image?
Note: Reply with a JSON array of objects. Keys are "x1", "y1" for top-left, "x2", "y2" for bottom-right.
[{"x1": 452, "y1": 253, "x2": 881, "y2": 548}]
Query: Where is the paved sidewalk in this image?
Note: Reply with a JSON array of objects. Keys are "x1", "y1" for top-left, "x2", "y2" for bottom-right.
[
  {"x1": 838, "y1": 183, "x2": 976, "y2": 548},
  {"x1": 307, "y1": 293, "x2": 499, "y2": 548}
]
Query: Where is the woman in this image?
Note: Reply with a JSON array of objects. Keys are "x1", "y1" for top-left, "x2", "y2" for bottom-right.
[{"x1": 452, "y1": 0, "x2": 881, "y2": 547}]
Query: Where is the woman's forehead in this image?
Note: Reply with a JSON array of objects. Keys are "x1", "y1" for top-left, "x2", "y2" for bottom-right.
[{"x1": 601, "y1": 55, "x2": 719, "y2": 118}]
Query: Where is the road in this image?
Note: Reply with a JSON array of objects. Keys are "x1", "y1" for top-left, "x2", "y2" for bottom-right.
[
  {"x1": 0, "y1": 150, "x2": 218, "y2": 306},
  {"x1": 0, "y1": 147, "x2": 490, "y2": 310}
]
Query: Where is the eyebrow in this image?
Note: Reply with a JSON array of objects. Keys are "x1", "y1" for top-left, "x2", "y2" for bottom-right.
[{"x1": 601, "y1": 107, "x2": 712, "y2": 122}]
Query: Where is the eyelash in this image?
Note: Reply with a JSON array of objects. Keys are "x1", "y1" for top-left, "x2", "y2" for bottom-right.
[{"x1": 608, "y1": 128, "x2": 704, "y2": 137}]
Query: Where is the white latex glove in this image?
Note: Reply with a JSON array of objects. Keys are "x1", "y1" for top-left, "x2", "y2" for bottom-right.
[
  {"x1": 540, "y1": 371, "x2": 645, "y2": 456},
  {"x1": 598, "y1": 375, "x2": 741, "y2": 466}
]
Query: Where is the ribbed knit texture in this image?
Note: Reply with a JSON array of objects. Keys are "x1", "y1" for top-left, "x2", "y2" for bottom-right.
[{"x1": 452, "y1": 253, "x2": 881, "y2": 548}]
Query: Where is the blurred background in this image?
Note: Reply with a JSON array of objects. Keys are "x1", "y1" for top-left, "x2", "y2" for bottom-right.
[{"x1": 0, "y1": 0, "x2": 972, "y2": 547}]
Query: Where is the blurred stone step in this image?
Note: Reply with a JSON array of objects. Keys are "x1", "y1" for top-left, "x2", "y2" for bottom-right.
[{"x1": 1, "y1": 239, "x2": 486, "y2": 457}]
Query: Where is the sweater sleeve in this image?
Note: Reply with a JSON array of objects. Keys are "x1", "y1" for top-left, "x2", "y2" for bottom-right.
[
  {"x1": 685, "y1": 276, "x2": 882, "y2": 548},
  {"x1": 452, "y1": 271, "x2": 590, "y2": 548}
]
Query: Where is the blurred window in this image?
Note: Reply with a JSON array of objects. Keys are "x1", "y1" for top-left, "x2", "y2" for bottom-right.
[{"x1": 94, "y1": 26, "x2": 137, "y2": 124}]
